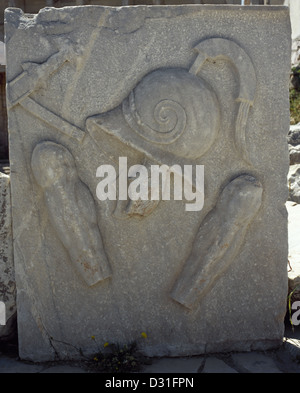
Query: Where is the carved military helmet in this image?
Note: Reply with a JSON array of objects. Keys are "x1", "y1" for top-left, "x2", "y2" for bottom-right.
[
  {"x1": 121, "y1": 68, "x2": 221, "y2": 159},
  {"x1": 87, "y1": 38, "x2": 256, "y2": 163},
  {"x1": 87, "y1": 67, "x2": 220, "y2": 161}
]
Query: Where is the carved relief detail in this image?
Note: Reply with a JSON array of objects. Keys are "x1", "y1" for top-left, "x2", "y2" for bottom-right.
[
  {"x1": 88, "y1": 38, "x2": 256, "y2": 166},
  {"x1": 123, "y1": 91, "x2": 187, "y2": 145},
  {"x1": 190, "y1": 38, "x2": 256, "y2": 164},
  {"x1": 119, "y1": 67, "x2": 220, "y2": 160},
  {"x1": 171, "y1": 175, "x2": 263, "y2": 309},
  {"x1": 31, "y1": 141, "x2": 111, "y2": 286},
  {"x1": 7, "y1": 48, "x2": 85, "y2": 143},
  {"x1": 13, "y1": 37, "x2": 259, "y2": 294}
]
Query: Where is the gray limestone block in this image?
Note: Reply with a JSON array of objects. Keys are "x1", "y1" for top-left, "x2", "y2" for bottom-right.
[
  {"x1": 5, "y1": 5, "x2": 291, "y2": 361},
  {"x1": 289, "y1": 145, "x2": 300, "y2": 165},
  {"x1": 0, "y1": 172, "x2": 16, "y2": 342},
  {"x1": 288, "y1": 125, "x2": 300, "y2": 146},
  {"x1": 288, "y1": 164, "x2": 300, "y2": 203}
]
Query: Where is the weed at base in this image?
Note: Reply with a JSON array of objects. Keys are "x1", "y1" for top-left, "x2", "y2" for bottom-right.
[{"x1": 89, "y1": 341, "x2": 151, "y2": 373}]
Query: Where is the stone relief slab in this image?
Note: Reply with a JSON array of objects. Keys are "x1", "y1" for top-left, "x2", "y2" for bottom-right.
[
  {"x1": 5, "y1": 5, "x2": 291, "y2": 361},
  {"x1": 0, "y1": 173, "x2": 16, "y2": 342}
]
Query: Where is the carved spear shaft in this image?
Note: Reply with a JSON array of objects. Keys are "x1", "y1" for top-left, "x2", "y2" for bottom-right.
[{"x1": 7, "y1": 48, "x2": 85, "y2": 143}]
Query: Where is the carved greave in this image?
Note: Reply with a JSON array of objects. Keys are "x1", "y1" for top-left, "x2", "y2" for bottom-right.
[
  {"x1": 31, "y1": 141, "x2": 112, "y2": 286},
  {"x1": 171, "y1": 175, "x2": 263, "y2": 309}
]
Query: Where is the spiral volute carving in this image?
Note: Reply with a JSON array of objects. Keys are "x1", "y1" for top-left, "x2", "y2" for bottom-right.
[{"x1": 123, "y1": 91, "x2": 187, "y2": 145}]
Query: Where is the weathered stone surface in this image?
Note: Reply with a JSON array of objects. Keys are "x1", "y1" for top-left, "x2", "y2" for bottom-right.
[
  {"x1": 5, "y1": 5, "x2": 290, "y2": 361},
  {"x1": 288, "y1": 124, "x2": 300, "y2": 165},
  {"x1": 231, "y1": 353, "x2": 282, "y2": 373},
  {"x1": 141, "y1": 357, "x2": 204, "y2": 374},
  {"x1": 0, "y1": 356, "x2": 44, "y2": 373},
  {"x1": 0, "y1": 172, "x2": 16, "y2": 342},
  {"x1": 288, "y1": 164, "x2": 300, "y2": 203},
  {"x1": 201, "y1": 357, "x2": 237, "y2": 373},
  {"x1": 288, "y1": 125, "x2": 300, "y2": 146},
  {"x1": 289, "y1": 145, "x2": 300, "y2": 165},
  {"x1": 40, "y1": 365, "x2": 87, "y2": 373}
]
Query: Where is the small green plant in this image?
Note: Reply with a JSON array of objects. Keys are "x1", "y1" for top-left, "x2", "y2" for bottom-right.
[
  {"x1": 290, "y1": 88, "x2": 300, "y2": 125},
  {"x1": 90, "y1": 334, "x2": 150, "y2": 373}
]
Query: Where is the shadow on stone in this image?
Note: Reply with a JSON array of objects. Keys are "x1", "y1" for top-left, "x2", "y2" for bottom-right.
[{"x1": 0, "y1": 313, "x2": 18, "y2": 357}]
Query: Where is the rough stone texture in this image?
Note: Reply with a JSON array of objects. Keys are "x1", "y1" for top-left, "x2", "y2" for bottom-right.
[
  {"x1": 0, "y1": 356, "x2": 45, "y2": 373},
  {"x1": 231, "y1": 353, "x2": 282, "y2": 373},
  {"x1": 0, "y1": 172, "x2": 16, "y2": 342},
  {"x1": 292, "y1": 39, "x2": 300, "y2": 67},
  {"x1": 288, "y1": 164, "x2": 300, "y2": 203},
  {"x1": 289, "y1": 145, "x2": 300, "y2": 166},
  {"x1": 201, "y1": 357, "x2": 237, "y2": 373},
  {"x1": 141, "y1": 357, "x2": 204, "y2": 374},
  {"x1": 288, "y1": 125, "x2": 300, "y2": 146},
  {"x1": 288, "y1": 124, "x2": 300, "y2": 165},
  {"x1": 5, "y1": 5, "x2": 291, "y2": 361}
]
